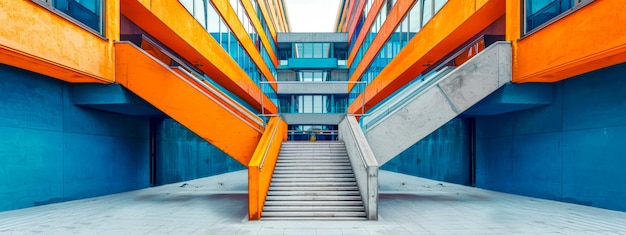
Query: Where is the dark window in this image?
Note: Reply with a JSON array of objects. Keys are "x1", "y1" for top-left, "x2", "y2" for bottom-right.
[
  {"x1": 525, "y1": 0, "x2": 588, "y2": 33},
  {"x1": 37, "y1": 0, "x2": 102, "y2": 33}
]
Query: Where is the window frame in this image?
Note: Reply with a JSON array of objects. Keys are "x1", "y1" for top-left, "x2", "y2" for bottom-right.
[
  {"x1": 32, "y1": 0, "x2": 106, "y2": 38},
  {"x1": 522, "y1": 0, "x2": 595, "y2": 36}
]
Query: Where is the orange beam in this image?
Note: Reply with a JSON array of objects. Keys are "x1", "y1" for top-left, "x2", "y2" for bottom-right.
[
  {"x1": 0, "y1": 0, "x2": 116, "y2": 83},
  {"x1": 347, "y1": 0, "x2": 366, "y2": 42},
  {"x1": 348, "y1": 0, "x2": 505, "y2": 114},
  {"x1": 210, "y1": 0, "x2": 278, "y2": 87},
  {"x1": 116, "y1": 42, "x2": 263, "y2": 165},
  {"x1": 347, "y1": 0, "x2": 415, "y2": 86},
  {"x1": 347, "y1": 0, "x2": 385, "y2": 66},
  {"x1": 248, "y1": 117, "x2": 287, "y2": 220},
  {"x1": 120, "y1": 0, "x2": 277, "y2": 114},
  {"x1": 343, "y1": 0, "x2": 355, "y2": 32},
  {"x1": 514, "y1": 0, "x2": 626, "y2": 83},
  {"x1": 257, "y1": 0, "x2": 278, "y2": 42},
  {"x1": 241, "y1": 0, "x2": 279, "y2": 67}
]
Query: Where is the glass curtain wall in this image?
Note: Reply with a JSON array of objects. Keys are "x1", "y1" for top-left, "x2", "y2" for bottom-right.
[{"x1": 348, "y1": 0, "x2": 447, "y2": 104}]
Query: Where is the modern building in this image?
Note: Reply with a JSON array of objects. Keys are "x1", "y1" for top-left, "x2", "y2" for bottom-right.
[{"x1": 1, "y1": 0, "x2": 625, "y2": 220}]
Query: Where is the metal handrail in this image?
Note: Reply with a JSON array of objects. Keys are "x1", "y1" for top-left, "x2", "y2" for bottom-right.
[
  {"x1": 173, "y1": 67, "x2": 265, "y2": 132},
  {"x1": 260, "y1": 117, "x2": 282, "y2": 171},
  {"x1": 363, "y1": 66, "x2": 455, "y2": 131}
]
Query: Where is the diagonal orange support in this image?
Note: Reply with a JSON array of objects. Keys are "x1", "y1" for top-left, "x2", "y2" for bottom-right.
[{"x1": 115, "y1": 42, "x2": 263, "y2": 165}]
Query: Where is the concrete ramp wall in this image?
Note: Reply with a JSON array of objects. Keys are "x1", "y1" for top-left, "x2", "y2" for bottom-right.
[{"x1": 363, "y1": 42, "x2": 511, "y2": 165}]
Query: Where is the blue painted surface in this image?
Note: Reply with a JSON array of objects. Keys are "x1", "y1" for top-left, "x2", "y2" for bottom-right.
[
  {"x1": 284, "y1": 58, "x2": 338, "y2": 69},
  {"x1": 0, "y1": 64, "x2": 150, "y2": 212},
  {"x1": 463, "y1": 83, "x2": 553, "y2": 116},
  {"x1": 475, "y1": 62, "x2": 626, "y2": 212},
  {"x1": 381, "y1": 118, "x2": 471, "y2": 185},
  {"x1": 71, "y1": 84, "x2": 165, "y2": 117},
  {"x1": 155, "y1": 119, "x2": 245, "y2": 185}
]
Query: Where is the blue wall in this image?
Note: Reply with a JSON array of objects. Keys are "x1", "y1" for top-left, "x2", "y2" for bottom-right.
[
  {"x1": 381, "y1": 118, "x2": 471, "y2": 185},
  {"x1": 155, "y1": 119, "x2": 245, "y2": 185},
  {"x1": 0, "y1": 64, "x2": 150, "y2": 212},
  {"x1": 475, "y1": 63, "x2": 626, "y2": 212}
]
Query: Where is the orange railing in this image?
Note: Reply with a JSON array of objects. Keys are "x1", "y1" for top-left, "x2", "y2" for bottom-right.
[{"x1": 248, "y1": 116, "x2": 287, "y2": 220}]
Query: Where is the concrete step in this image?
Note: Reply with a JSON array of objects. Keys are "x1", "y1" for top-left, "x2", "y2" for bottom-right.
[
  {"x1": 263, "y1": 206, "x2": 364, "y2": 212},
  {"x1": 274, "y1": 169, "x2": 354, "y2": 174},
  {"x1": 274, "y1": 166, "x2": 352, "y2": 170},
  {"x1": 265, "y1": 195, "x2": 363, "y2": 201},
  {"x1": 264, "y1": 200, "x2": 363, "y2": 206},
  {"x1": 275, "y1": 162, "x2": 351, "y2": 166},
  {"x1": 270, "y1": 182, "x2": 358, "y2": 187},
  {"x1": 271, "y1": 177, "x2": 356, "y2": 182},
  {"x1": 268, "y1": 190, "x2": 360, "y2": 196},
  {"x1": 272, "y1": 174, "x2": 355, "y2": 178},
  {"x1": 261, "y1": 217, "x2": 367, "y2": 221},
  {"x1": 262, "y1": 211, "x2": 366, "y2": 217},
  {"x1": 269, "y1": 186, "x2": 359, "y2": 191}
]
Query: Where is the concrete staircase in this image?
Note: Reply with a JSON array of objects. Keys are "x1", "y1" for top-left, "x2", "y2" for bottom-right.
[{"x1": 262, "y1": 141, "x2": 366, "y2": 220}]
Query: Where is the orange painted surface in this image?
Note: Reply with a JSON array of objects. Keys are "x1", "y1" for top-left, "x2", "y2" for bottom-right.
[
  {"x1": 347, "y1": 0, "x2": 415, "y2": 87},
  {"x1": 343, "y1": 0, "x2": 355, "y2": 32},
  {"x1": 347, "y1": 0, "x2": 386, "y2": 66},
  {"x1": 347, "y1": 0, "x2": 366, "y2": 42},
  {"x1": 120, "y1": 0, "x2": 277, "y2": 114},
  {"x1": 0, "y1": 0, "x2": 117, "y2": 83},
  {"x1": 171, "y1": 67, "x2": 264, "y2": 133},
  {"x1": 116, "y1": 42, "x2": 263, "y2": 165},
  {"x1": 210, "y1": 0, "x2": 278, "y2": 88},
  {"x1": 248, "y1": 117, "x2": 287, "y2": 220},
  {"x1": 335, "y1": 0, "x2": 350, "y2": 32},
  {"x1": 348, "y1": 0, "x2": 505, "y2": 114},
  {"x1": 241, "y1": 0, "x2": 279, "y2": 67},
  {"x1": 514, "y1": 0, "x2": 626, "y2": 83},
  {"x1": 257, "y1": 0, "x2": 278, "y2": 42}
]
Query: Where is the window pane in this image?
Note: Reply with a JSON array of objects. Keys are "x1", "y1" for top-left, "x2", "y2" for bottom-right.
[
  {"x1": 56, "y1": 0, "x2": 102, "y2": 32},
  {"x1": 409, "y1": 0, "x2": 421, "y2": 34},
  {"x1": 422, "y1": 0, "x2": 433, "y2": 27},
  {"x1": 434, "y1": 0, "x2": 446, "y2": 14}
]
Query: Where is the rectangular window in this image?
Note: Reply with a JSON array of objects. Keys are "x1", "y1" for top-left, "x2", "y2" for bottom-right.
[
  {"x1": 38, "y1": 0, "x2": 103, "y2": 33},
  {"x1": 525, "y1": 0, "x2": 588, "y2": 33}
]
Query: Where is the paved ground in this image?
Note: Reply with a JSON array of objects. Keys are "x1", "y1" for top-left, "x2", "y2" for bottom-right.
[{"x1": 1, "y1": 170, "x2": 626, "y2": 234}]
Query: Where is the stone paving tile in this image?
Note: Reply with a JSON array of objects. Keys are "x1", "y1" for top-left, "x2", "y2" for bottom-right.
[{"x1": 1, "y1": 170, "x2": 626, "y2": 234}]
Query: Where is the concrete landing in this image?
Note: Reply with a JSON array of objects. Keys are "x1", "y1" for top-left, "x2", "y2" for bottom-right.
[{"x1": 1, "y1": 170, "x2": 626, "y2": 234}]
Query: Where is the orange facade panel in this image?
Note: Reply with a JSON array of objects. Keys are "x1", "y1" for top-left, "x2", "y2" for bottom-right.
[
  {"x1": 348, "y1": 0, "x2": 505, "y2": 114},
  {"x1": 0, "y1": 0, "x2": 116, "y2": 83},
  {"x1": 116, "y1": 42, "x2": 263, "y2": 165},
  {"x1": 120, "y1": 0, "x2": 277, "y2": 114},
  {"x1": 514, "y1": 0, "x2": 626, "y2": 83}
]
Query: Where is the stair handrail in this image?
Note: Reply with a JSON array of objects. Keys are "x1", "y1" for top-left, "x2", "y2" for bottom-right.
[
  {"x1": 260, "y1": 116, "x2": 282, "y2": 171},
  {"x1": 338, "y1": 115, "x2": 379, "y2": 220},
  {"x1": 248, "y1": 117, "x2": 287, "y2": 220},
  {"x1": 362, "y1": 66, "x2": 455, "y2": 131},
  {"x1": 172, "y1": 67, "x2": 264, "y2": 131}
]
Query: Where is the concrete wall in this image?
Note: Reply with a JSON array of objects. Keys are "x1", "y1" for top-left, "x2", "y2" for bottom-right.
[
  {"x1": 155, "y1": 119, "x2": 245, "y2": 185},
  {"x1": 475, "y1": 62, "x2": 626, "y2": 212},
  {"x1": 381, "y1": 118, "x2": 471, "y2": 185},
  {"x1": 0, "y1": 64, "x2": 150, "y2": 212}
]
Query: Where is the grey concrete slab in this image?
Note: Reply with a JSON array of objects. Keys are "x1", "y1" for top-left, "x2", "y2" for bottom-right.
[{"x1": 1, "y1": 170, "x2": 626, "y2": 234}]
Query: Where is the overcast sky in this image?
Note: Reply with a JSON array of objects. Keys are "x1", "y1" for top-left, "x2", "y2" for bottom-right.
[{"x1": 284, "y1": 0, "x2": 341, "y2": 32}]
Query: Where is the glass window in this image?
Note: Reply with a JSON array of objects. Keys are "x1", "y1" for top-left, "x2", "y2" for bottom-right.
[
  {"x1": 422, "y1": 0, "x2": 433, "y2": 27},
  {"x1": 525, "y1": 0, "x2": 576, "y2": 32},
  {"x1": 48, "y1": 0, "x2": 103, "y2": 32},
  {"x1": 313, "y1": 43, "x2": 323, "y2": 58}
]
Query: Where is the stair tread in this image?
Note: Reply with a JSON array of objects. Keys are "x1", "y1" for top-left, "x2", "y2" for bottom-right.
[
  {"x1": 267, "y1": 191, "x2": 360, "y2": 196},
  {"x1": 263, "y1": 206, "x2": 364, "y2": 212}
]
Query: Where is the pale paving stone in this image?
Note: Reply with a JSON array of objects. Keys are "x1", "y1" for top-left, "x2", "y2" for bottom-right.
[{"x1": 0, "y1": 170, "x2": 625, "y2": 234}]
